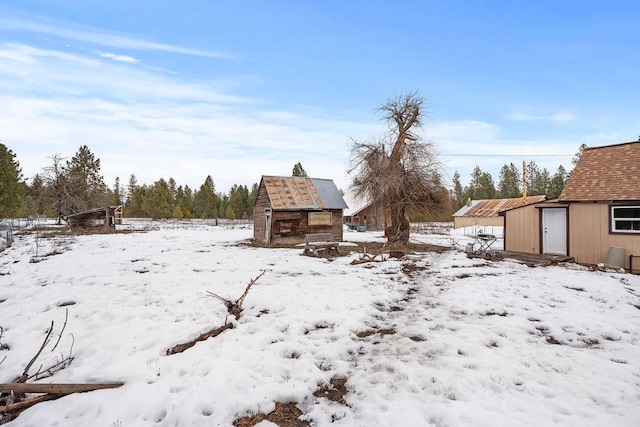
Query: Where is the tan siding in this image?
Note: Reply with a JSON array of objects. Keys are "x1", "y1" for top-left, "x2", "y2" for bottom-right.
[
  {"x1": 504, "y1": 204, "x2": 540, "y2": 254},
  {"x1": 454, "y1": 216, "x2": 504, "y2": 229},
  {"x1": 568, "y1": 204, "x2": 640, "y2": 268}
]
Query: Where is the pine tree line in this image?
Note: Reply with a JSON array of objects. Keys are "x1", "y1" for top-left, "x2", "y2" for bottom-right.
[
  {"x1": 0, "y1": 142, "x2": 588, "y2": 221},
  {"x1": 450, "y1": 161, "x2": 571, "y2": 211},
  {"x1": 0, "y1": 143, "x2": 258, "y2": 221}
]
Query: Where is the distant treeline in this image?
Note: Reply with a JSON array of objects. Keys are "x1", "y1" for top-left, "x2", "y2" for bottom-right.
[
  {"x1": 0, "y1": 144, "x2": 257, "y2": 221},
  {"x1": 0, "y1": 142, "x2": 583, "y2": 222}
]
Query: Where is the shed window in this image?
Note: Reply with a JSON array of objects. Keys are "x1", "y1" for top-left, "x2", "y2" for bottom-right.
[{"x1": 611, "y1": 206, "x2": 640, "y2": 233}]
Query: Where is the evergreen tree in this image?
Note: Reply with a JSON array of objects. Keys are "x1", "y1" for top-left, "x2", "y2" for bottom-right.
[
  {"x1": 292, "y1": 162, "x2": 308, "y2": 177},
  {"x1": 173, "y1": 204, "x2": 184, "y2": 219},
  {"x1": 225, "y1": 205, "x2": 235, "y2": 220},
  {"x1": 193, "y1": 176, "x2": 219, "y2": 218},
  {"x1": 464, "y1": 166, "x2": 496, "y2": 200},
  {"x1": 526, "y1": 161, "x2": 549, "y2": 196},
  {"x1": 451, "y1": 171, "x2": 464, "y2": 209},
  {"x1": 111, "y1": 177, "x2": 124, "y2": 205},
  {"x1": 228, "y1": 184, "x2": 250, "y2": 219},
  {"x1": 29, "y1": 173, "x2": 48, "y2": 215},
  {"x1": 547, "y1": 165, "x2": 568, "y2": 199},
  {"x1": 65, "y1": 145, "x2": 108, "y2": 211},
  {"x1": 125, "y1": 175, "x2": 143, "y2": 217},
  {"x1": 572, "y1": 143, "x2": 588, "y2": 167},
  {"x1": 0, "y1": 143, "x2": 26, "y2": 218},
  {"x1": 142, "y1": 179, "x2": 172, "y2": 219},
  {"x1": 168, "y1": 177, "x2": 177, "y2": 213},
  {"x1": 497, "y1": 163, "x2": 521, "y2": 198}
]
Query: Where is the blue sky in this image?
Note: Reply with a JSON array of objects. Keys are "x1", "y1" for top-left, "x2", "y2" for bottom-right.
[{"x1": 1, "y1": 1, "x2": 638, "y2": 193}]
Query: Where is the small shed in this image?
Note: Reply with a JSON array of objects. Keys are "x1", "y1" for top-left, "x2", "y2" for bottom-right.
[
  {"x1": 66, "y1": 206, "x2": 122, "y2": 232},
  {"x1": 453, "y1": 196, "x2": 546, "y2": 229},
  {"x1": 502, "y1": 141, "x2": 640, "y2": 269},
  {"x1": 253, "y1": 176, "x2": 347, "y2": 244}
]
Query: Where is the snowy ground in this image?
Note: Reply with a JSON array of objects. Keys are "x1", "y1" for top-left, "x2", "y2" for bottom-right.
[{"x1": 1, "y1": 220, "x2": 639, "y2": 426}]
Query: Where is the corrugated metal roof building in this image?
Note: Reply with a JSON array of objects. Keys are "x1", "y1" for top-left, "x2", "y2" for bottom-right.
[
  {"x1": 253, "y1": 176, "x2": 347, "y2": 244},
  {"x1": 453, "y1": 196, "x2": 546, "y2": 229}
]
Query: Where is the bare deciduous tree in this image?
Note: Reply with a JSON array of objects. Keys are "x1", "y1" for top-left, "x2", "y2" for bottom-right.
[{"x1": 348, "y1": 91, "x2": 443, "y2": 245}]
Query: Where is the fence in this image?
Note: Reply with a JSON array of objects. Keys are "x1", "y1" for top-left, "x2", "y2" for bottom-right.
[
  {"x1": 0, "y1": 221, "x2": 14, "y2": 252},
  {"x1": 410, "y1": 222, "x2": 454, "y2": 235}
]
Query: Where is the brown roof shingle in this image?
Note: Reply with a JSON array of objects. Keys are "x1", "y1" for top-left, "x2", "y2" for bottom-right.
[{"x1": 559, "y1": 141, "x2": 640, "y2": 201}]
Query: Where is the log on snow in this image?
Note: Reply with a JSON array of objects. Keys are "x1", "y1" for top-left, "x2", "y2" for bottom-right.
[
  {"x1": 166, "y1": 323, "x2": 233, "y2": 355},
  {"x1": 0, "y1": 382, "x2": 124, "y2": 395}
]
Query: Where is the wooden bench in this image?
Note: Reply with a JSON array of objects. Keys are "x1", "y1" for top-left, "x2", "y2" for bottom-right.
[{"x1": 303, "y1": 233, "x2": 340, "y2": 257}]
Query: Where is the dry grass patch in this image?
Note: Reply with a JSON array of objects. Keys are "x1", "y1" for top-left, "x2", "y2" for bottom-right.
[
  {"x1": 313, "y1": 377, "x2": 348, "y2": 406},
  {"x1": 233, "y1": 402, "x2": 309, "y2": 427}
]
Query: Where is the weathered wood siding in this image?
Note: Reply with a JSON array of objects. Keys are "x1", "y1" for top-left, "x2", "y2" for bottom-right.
[
  {"x1": 270, "y1": 209, "x2": 342, "y2": 244},
  {"x1": 453, "y1": 216, "x2": 504, "y2": 230},
  {"x1": 252, "y1": 183, "x2": 271, "y2": 241},
  {"x1": 504, "y1": 204, "x2": 541, "y2": 254},
  {"x1": 568, "y1": 203, "x2": 640, "y2": 268},
  {"x1": 347, "y1": 202, "x2": 384, "y2": 231},
  {"x1": 252, "y1": 181, "x2": 344, "y2": 244},
  {"x1": 68, "y1": 209, "x2": 115, "y2": 232}
]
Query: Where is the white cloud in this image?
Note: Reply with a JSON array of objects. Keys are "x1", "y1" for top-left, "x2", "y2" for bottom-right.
[
  {"x1": 0, "y1": 17, "x2": 233, "y2": 59},
  {"x1": 0, "y1": 43, "x2": 373, "y2": 193},
  {"x1": 98, "y1": 52, "x2": 140, "y2": 64},
  {"x1": 507, "y1": 110, "x2": 577, "y2": 123}
]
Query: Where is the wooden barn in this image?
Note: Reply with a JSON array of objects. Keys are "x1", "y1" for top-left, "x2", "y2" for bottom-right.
[
  {"x1": 66, "y1": 206, "x2": 122, "y2": 232},
  {"x1": 253, "y1": 176, "x2": 348, "y2": 245},
  {"x1": 342, "y1": 190, "x2": 385, "y2": 231},
  {"x1": 502, "y1": 141, "x2": 640, "y2": 270}
]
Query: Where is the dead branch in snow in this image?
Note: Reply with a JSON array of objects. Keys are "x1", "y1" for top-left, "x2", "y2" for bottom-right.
[
  {"x1": 0, "y1": 394, "x2": 59, "y2": 417},
  {"x1": 0, "y1": 383, "x2": 123, "y2": 419},
  {"x1": 0, "y1": 314, "x2": 119, "y2": 425},
  {"x1": 17, "y1": 321, "x2": 54, "y2": 384},
  {"x1": 207, "y1": 270, "x2": 266, "y2": 319},
  {"x1": 166, "y1": 323, "x2": 234, "y2": 356},
  {"x1": 166, "y1": 271, "x2": 266, "y2": 356},
  {"x1": 16, "y1": 313, "x2": 74, "y2": 384},
  {"x1": 0, "y1": 382, "x2": 124, "y2": 395},
  {"x1": 350, "y1": 245, "x2": 388, "y2": 265}
]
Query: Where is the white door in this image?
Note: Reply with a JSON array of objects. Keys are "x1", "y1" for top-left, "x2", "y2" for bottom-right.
[{"x1": 542, "y1": 208, "x2": 567, "y2": 255}]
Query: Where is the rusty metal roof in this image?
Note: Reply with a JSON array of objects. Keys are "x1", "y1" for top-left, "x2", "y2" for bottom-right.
[
  {"x1": 262, "y1": 176, "x2": 347, "y2": 210},
  {"x1": 559, "y1": 141, "x2": 640, "y2": 201},
  {"x1": 454, "y1": 196, "x2": 547, "y2": 217}
]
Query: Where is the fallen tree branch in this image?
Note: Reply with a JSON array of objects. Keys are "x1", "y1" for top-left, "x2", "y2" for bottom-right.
[
  {"x1": 0, "y1": 394, "x2": 60, "y2": 415},
  {"x1": 207, "y1": 270, "x2": 266, "y2": 319},
  {"x1": 0, "y1": 382, "x2": 124, "y2": 395},
  {"x1": 166, "y1": 271, "x2": 266, "y2": 356},
  {"x1": 166, "y1": 323, "x2": 233, "y2": 355},
  {"x1": 0, "y1": 383, "x2": 123, "y2": 417},
  {"x1": 17, "y1": 321, "x2": 54, "y2": 383}
]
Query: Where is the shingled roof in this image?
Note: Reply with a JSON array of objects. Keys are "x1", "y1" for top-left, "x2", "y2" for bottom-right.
[
  {"x1": 453, "y1": 196, "x2": 547, "y2": 218},
  {"x1": 559, "y1": 141, "x2": 640, "y2": 202},
  {"x1": 261, "y1": 176, "x2": 348, "y2": 210}
]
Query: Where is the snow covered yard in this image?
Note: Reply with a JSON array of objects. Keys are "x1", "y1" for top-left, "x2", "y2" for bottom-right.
[{"x1": 1, "y1": 220, "x2": 639, "y2": 426}]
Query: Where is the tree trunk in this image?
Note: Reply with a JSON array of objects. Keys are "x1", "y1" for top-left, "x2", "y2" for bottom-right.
[{"x1": 387, "y1": 203, "x2": 410, "y2": 245}]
